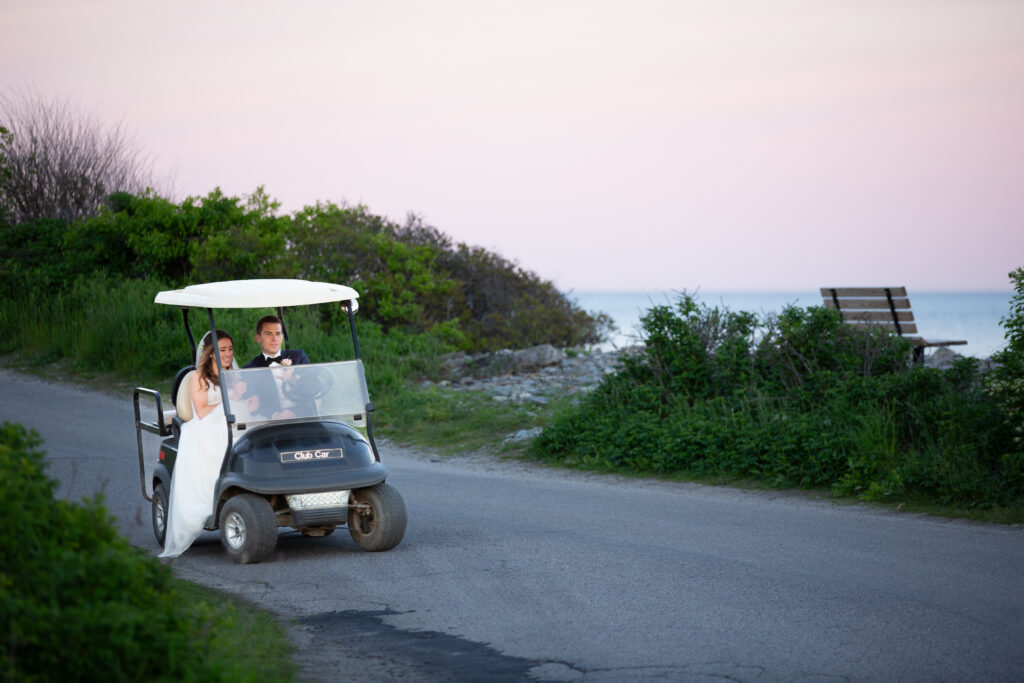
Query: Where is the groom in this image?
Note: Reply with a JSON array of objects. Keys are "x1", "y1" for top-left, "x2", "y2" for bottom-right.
[
  {"x1": 240, "y1": 315, "x2": 310, "y2": 419},
  {"x1": 244, "y1": 315, "x2": 311, "y2": 368}
]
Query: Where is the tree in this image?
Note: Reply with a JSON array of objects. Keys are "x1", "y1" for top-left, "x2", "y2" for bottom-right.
[{"x1": 0, "y1": 87, "x2": 159, "y2": 225}]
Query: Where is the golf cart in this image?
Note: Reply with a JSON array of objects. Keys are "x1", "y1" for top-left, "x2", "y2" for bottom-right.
[{"x1": 133, "y1": 279, "x2": 406, "y2": 564}]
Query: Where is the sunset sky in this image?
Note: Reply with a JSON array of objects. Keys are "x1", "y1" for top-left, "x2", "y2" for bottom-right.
[{"x1": 2, "y1": 1, "x2": 1022, "y2": 292}]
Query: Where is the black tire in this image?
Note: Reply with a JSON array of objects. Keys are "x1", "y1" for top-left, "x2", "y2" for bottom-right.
[
  {"x1": 152, "y1": 482, "x2": 169, "y2": 547},
  {"x1": 348, "y1": 483, "x2": 407, "y2": 552},
  {"x1": 219, "y1": 494, "x2": 278, "y2": 564}
]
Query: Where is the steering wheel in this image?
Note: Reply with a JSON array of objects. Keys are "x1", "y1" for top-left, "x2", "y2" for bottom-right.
[{"x1": 280, "y1": 369, "x2": 334, "y2": 402}]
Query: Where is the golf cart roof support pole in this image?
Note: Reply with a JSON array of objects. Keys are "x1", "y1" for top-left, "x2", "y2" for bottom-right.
[
  {"x1": 205, "y1": 308, "x2": 235, "y2": 476},
  {"x1": 181, "y1": 308, "x2": 197, "y2": 359},
  {"x1": 346, "y1": 301, "x2": 361, "y2": 360},
  {"x1": 277, "y1": 306, "x2": 290, "y2": 350},
  {"x1": 365, "y1": 405, "x2": 381, "y2": 462},
  {"x1": 345, "y1": 300, "x2": 377, "y2": 460}
]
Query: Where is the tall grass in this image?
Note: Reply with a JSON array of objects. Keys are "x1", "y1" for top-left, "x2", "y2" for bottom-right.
[
  {"x1": 0, "y1": 275, "x2": 456, "y2": 403},
  {"x1": 3, "y1": 275, "x2": 182, "y2": 381}
]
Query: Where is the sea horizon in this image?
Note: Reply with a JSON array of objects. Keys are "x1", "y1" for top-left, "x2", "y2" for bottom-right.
[{"x1": 572, "y1": 289, "x2": 1012, "y2": 359}]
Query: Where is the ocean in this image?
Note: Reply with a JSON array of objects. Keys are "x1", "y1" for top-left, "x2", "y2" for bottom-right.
[{"x1": 571, "y1": 290, "x2": 1014, "y2": 360}]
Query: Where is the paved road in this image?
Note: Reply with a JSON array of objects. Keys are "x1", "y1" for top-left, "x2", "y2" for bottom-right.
[{"x1": 3, "y1": 368, "x2": 1023, "y2": 682}]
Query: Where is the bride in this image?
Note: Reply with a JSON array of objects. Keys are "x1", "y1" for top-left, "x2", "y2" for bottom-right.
[{"x1": 159, "y1": 330, "x2": 234, "y2": 558}]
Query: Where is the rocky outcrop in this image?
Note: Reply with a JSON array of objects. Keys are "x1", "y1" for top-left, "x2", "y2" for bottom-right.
[
  {"x1": 428, "y1": 345, "x2": 634, "y2": 405},
  {"x1": 923, "y1": 347, "x2": 999, "y2": 371},
  {"x1": 440, "y1": 344, "x2": 566, "y2": 379}
]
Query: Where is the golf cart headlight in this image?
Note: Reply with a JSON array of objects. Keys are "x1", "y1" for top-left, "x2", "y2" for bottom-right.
[{"x1": 286, "y1": 490, "x2": 350, "y2": 510}]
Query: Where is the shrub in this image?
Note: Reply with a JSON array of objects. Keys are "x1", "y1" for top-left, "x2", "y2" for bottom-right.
[
  {"x1": 65, "y1": 188, "x2": 286, "y2": 284},
  {"x1": 0, "y1": 422, "x2": 292, "y2": 681},
  {"x1": 1, "y1": 191, "x2": 608, "y2": 353},
  {"x1": 285, "y1": 203, "x2": 458, "y2": 333},
  {"x1": 986, "y1": 267, "x2": 1024, "y2": 454},
  {"x1": 393, "y1": 215, "x2": 612, "y2": 350},
  {"x1": 0, "y1": 87, "x2": 158, "y2": 225},
  {"x1": 532, "y1": 293, "x2": 1023, "y2": 509},
  {"x1": 0, "y1": 216, "x2": 70, "y2": 298}
]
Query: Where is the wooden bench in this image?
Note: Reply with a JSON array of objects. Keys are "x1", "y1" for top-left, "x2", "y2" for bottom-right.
[{"x1": 821, "y1": 287, "x2": 967, "y2": 363}]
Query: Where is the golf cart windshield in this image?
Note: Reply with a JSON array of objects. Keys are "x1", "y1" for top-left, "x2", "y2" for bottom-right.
[{"x1": 220, "y1": 361, "x2": 371, "y2": 428}]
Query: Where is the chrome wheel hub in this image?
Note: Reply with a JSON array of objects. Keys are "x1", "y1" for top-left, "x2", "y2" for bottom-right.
[{"x1": 225, "y1": 511, "x2": 247, "y2": 549}]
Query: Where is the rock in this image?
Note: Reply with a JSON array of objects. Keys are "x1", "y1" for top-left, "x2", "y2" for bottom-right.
[
  {"x1": 503, "y1": 427, "x2": 542, "y2": 444},
  {"x1": 433, "y1": 346, "x2": 626, "y2": 404},
  {"x1": 513, "y1": 344, "x2": 566, "y2": 372},
  {"x1": 441, "y1": 344, "x2": 568, "y2": 379},
  {"x1": 477, "y1": 349, "x2": 517, "y2": 376},
  {"x1": 439, "y1": 351, "x2": 470, "y2": 377},
  {"x1": 924, "y1": 346, "x2": 962, "y2": 370}
]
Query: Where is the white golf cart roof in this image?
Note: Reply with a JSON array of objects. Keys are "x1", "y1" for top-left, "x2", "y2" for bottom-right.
[{"x1": 154, "y1": 279, "x2": 359, "y2": 309}]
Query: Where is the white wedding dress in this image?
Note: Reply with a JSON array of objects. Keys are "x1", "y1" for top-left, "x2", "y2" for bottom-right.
[{"x1": 158, "y1": 380, "x2": 228, "y2": 558}]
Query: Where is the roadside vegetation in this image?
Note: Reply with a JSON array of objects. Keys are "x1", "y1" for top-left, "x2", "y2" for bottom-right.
[
  {"x1": 531, "y1": 273, "x2": 1024, "y2": 521},
  {"x1": 2, "y1": 90, "x2": 1022, "y2": 524},
  {"x1": 0, "y1": 422, "x2": 295, "y2": 682}
]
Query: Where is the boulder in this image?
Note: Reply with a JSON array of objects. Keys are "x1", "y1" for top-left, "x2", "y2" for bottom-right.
[
  {"x1": 924, "y1": 346, "x2": 962, "y2": 370},
  {"x1": 503, "y1": 427, "x2": 542, "y2": 444},
  {"x1": 513, "y1": 344, "x2": 566, "y2": 372}
]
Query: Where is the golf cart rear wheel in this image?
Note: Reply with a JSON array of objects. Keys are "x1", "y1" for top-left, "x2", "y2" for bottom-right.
[
  {"x1": 152, "y1": 482, "x2": 169, "y2": 547},
  {"x1": 348, "y1": 483, "x2": 407, "y2": 552},
  {"x1": 219, "y1": 494, "x2": 277, "y2": 564}
]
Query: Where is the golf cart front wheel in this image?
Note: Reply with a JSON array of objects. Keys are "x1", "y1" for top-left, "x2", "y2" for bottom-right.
[
  {"x1": 219, "y1": 494, "x2": 277, "y2": 564},
  {"x1": 152, "y1": 482, "x2": 169, "y2": 547},
  {"x1": 348, "y1": 483, "x2": 407, "y2": 552}
]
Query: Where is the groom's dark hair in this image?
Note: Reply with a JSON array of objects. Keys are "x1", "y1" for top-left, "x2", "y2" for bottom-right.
[{"x1": 255, "y1": 315, "x2": 282, "y2": 334}]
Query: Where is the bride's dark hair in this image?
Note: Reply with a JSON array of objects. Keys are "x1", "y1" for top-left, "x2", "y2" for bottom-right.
[{"x1": 197, "y1": 330, "x2": 232, "y2": 389}]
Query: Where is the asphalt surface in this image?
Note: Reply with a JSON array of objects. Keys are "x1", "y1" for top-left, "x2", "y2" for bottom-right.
[{"x1": 3, "y1": 368, "x2": 1024, "y2": 682}]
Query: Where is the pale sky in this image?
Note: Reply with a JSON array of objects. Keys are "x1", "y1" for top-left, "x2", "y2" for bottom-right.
[{"x1": 2, "y1": 0, "x2": 1022, "y2": 292}]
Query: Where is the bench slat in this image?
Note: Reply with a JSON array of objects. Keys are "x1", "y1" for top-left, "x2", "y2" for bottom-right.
[
  {"x1": 823, "y1": 299, "x2": 911, "y2": 311},
  {"x1": 842, "y1": 321, "x2": 919, "y2": 334},
  {"x1": 832, "y1": 310, "x2": 916, "y2": 322},
  {"x1": 820, "y1": 287, "x2": 967, "y2": 358},
  {"x1": 820, "y1": 287, "x2": 909, "y2": 298}
]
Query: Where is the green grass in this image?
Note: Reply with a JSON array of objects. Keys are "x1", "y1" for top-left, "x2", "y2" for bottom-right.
[
  {"x1": 170, "y1": 580, "x2": 296, "y2": 682},
  {"x1": 374, "y1": 384, "x2": 572, "y2": 456}
]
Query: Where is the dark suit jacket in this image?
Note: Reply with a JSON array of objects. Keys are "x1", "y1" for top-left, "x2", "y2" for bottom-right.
[
  {"x1": 243, "y1": 348, "x2": 310, "y2": 369},
  {"x1": 240, "y1": 349, "x2": 311, "y2": 418}
]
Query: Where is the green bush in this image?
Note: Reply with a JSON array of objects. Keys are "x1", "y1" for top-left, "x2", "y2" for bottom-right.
[
  {"x1": 986, "y1": 268, "x2": 1024, "y2": 455},
  {"x1": 0, "y1": 422, "x2": 292, "y2": 681},
  {"x1": 64, "y1": 188, "x2": 287, "y2": 284},
  {"x1": 392, "y1": 216, "x2": 613, "y2": 350},
  {"x1": 0, "y1": 217, "x2": 71, "y2": 298},
  {"x1": 0, "y1": 190, "x2": 607, "y2": 353},
  {"x1": 532, "y1": 293, "x2": 1024, "y2": 509},
  {"x1": 284, "y1": 202, "x2": 459, "y2": 333}
]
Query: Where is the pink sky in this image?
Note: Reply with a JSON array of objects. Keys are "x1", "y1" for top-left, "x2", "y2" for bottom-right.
[{"x1": 3, "y1": 0, "x2": 1022, "y2": 292}]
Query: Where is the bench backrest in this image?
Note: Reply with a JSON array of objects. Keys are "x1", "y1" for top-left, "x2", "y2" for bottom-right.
[{"x1": 820, "y1": 287, "x2": 917, "y2": 336}]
